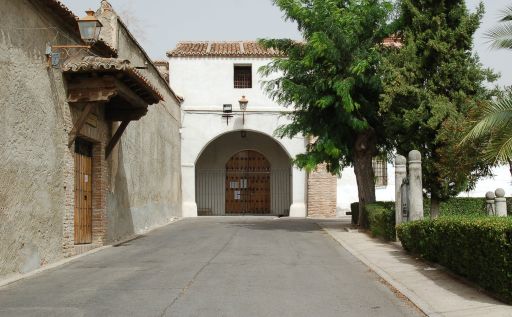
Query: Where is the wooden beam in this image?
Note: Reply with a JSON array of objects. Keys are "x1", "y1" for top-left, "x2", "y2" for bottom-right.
[
  {"x1": 105, "y1": 120, "x2": 130, "y2": 159},
  {"x1": 115, "y1": 80, "x2": 148, "y2": 109},
  {"x1": 68, "y1": 103, "x2": 96, "y2": 147}
]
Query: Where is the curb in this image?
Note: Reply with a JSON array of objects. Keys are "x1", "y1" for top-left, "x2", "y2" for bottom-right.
[
  {"x1": 318, "y1": 223, "x2": 442, "y2": 317},
  {"x1": 0, "y1": 217, "x2": 183, "y2": 289}
]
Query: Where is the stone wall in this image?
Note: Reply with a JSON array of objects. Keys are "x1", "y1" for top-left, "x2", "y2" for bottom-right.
[
  {"x1": 307, "y1": 164, "x2": 337, "y2": 217},
  {"x1": 0, "y1": 0, "x2": 182, "y2": 279},
  {"x1": 98, "y1": 3, "x2": 182, "y2": 242},
  {"x1": 0, "y1": 0, "x2": 80, "y2": 277}
]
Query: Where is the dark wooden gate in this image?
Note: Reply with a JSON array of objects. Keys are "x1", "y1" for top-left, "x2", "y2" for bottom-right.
[
  {"x1": 225, "y1": 150, "x2": 271, "y2": 214},
  {"x1": 74, "y1": 139, "x2": 93, "y2": 244}
]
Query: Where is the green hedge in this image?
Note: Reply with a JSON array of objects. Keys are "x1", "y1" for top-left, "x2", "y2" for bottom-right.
[
  {"x1": 397, "y1": 216, "x2": 512, "y2": 303},
  {"x1": 424, "y1": 197, "x2": 486, "y2": 217},
  {"x1": 366, "y1": 202, "x2": 396, "y2": 241}
]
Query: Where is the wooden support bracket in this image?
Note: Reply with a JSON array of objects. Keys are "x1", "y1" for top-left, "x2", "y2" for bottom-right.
[
  {"x1": 68, "y1": 103, "x2": 96, "y2": 148},
  {"x1": 105, "y1": 120, "x2": 130, "y2": 159}
]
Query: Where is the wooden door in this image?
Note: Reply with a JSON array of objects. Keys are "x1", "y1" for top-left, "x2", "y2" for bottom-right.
[
  {"x1": 74, "y1": 139, "x2": 93, "y2": 244},
  {"x1": 226, "y1": 150, "x2": 270, "y2": 214}
]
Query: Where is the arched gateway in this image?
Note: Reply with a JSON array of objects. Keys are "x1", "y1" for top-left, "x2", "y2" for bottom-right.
[{"x1": 195, "y1": 131, "x2": 291, "y2": 216}]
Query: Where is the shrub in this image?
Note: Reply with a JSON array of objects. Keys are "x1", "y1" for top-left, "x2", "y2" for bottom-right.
[
  {"x1": 423, "y1": 197, "x2": 486, "y2": 217},
  {"x1": 397, "y1": 216, "x2": 512, "y2": 303},
  {"x1": 366, "y1": 202, "x2": 396, "y2": 241}
]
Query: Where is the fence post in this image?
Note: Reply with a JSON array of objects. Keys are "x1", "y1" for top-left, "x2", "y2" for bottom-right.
[
  {"x1": 486, "y1": 191, "x2": 496, "y2": 216},
  {"x1": 395, "y1": 155, "x2": 407, "y2": 226},
  {"x1": 495, "y1": 188, "x2": 507, "y2": 217},
  {"x1": 408, "y1": 150, "x2": 424, "y2": 221}
]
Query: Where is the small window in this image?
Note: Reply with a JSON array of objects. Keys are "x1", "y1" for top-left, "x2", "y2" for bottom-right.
[
  {"x1": 373, "y1": 158, "x2": 388, "y2": 187},
  {"x1": 234, "y1": 65, "x2": 252, "y2": 89}
]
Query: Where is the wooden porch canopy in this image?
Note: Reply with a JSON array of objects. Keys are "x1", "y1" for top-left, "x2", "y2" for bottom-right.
[{"x1": 63, "y1": 56, "x2": 163, "y2": 158}]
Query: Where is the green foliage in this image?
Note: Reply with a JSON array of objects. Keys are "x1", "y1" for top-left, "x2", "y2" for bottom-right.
[
  {"x1": 397, "y1": 217, "x2": 512, "y2": 303},
  {"x1": 366, "y1": 202, "x2": 396, "y2": 241},
  {"x1": 423, "y1": 197, "x2": 486, "y2": 217},
  {"x1": 486, "y1": 6, "x2": 512, "y2": 50},
  {"x1": 259, "y1": 0, "x2": 394, "y2": 174},
  {"x1": 464, "y1": 89, "x2": 512, "y2": 163},
  {"x1": 380, "y1": 0, "x2": 497, "y2": 204}
]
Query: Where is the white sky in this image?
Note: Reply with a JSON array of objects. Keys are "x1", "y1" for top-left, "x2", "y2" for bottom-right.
[{"x1": 61, "y1": 0, "x2": 511, "y2": 86}]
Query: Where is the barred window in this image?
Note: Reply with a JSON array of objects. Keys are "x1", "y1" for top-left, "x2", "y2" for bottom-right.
[
  {"x1": 234, "y1": 65, "x2": 252, "y2": 88},
  {"x1": 373, "y1": 158, "x2": 388, "y2": 187}
]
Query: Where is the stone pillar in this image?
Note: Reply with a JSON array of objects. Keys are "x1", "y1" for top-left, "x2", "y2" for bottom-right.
[
  {"x1": 395, "y1": 155, "x2": 407, "y2": 225},
  {"x1": 408, "y1": 150, "x2": 424, "y2": 221},
  {"x1": 307, "y1": 164, "x2": 337, "y2": 218},
  {"x1": 495, "y1": 188, "x2": 507, "y2": 217},
  {"x1": 486, "y1": 191, "x2": 496, "y2": 216},
  {"x1": 181, "y1": 164, "x2": 198, "y2": 217},
  {"x1": 290, "y1": 166, "x2": 307, "y2": 217}
]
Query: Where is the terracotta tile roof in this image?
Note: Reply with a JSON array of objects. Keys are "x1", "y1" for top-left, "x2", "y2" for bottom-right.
[
  {"x1": 382, "y1": 36, "x2": 403, "y2": 48},
  {"x1": 63, "y1": 56, "x2": 164, "y2": 104},
  {"x1": 167, "y1": 41, "x2": 286, "y2": 58}
]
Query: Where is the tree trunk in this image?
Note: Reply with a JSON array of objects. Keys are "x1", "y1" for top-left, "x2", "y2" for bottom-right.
[
  {"x1": 508, "y1": 160, "x2": 512, "y2": 178},
  {"x1": 430, "y1": 197, "x2": 440, "y2": 219},
  {"x1": 353, "y1": 129, "x2": 377, "y2": 228}
]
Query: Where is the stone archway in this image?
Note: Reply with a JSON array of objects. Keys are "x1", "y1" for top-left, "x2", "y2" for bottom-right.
[{"x1": 195, "y1": 131, "x2": 291, "y2": 216}]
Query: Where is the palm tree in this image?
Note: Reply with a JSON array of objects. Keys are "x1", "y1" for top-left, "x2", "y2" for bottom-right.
[
  {"x1": 464, "y1": 6, "x2": 512, "y2": 163},
  {"x1": 486, "y1": 6, "x2": 512, "y2": 50},
  {"x1": 464, "y1": 95, "x2": 512, "y2": 162}
]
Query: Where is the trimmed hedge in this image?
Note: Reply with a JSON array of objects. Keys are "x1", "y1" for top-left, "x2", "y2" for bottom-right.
[
  {"x1": 424, "y1": 197, "x2": 486, "y2": 217},
  {"x1": 397, "y1": 216, "x2": 512, "y2": 303},
  {"x1": 366, "y1": 202, "x2": 396, "y2": 241}
]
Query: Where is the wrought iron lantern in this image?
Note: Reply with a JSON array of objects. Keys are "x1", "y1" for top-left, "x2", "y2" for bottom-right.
[
  {"x1": 78, "y1": 10, "x2": 103, "y2": 44},
  {"x1": 239, "y1": 96, "x2": 248, "y2": 124}
]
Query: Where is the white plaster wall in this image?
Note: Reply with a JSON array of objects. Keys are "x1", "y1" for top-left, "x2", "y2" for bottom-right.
[
  {"x1": 169, "y1": 57, "x2": 284, "y2": 111},
  {"x1": 170, "y1": 56, "x2": 307, "y2": 217},
  {"x1": 337, "y1": 163, "x2": 512, "y2": 212}
]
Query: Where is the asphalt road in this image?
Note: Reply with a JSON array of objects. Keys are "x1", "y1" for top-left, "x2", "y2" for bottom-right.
[{"x1": 0, "y1": 218, "x2": 421, "y2": 317}]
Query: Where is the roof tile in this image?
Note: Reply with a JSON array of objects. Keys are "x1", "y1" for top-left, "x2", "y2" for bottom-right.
[{"x1": 167, "y1": 41, "x2": 285, "y2": 58}]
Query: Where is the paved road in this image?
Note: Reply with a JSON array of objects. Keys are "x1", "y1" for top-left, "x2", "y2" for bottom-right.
[{"x1": 0, "y1": 218, "x2": 421, "y2": 317}]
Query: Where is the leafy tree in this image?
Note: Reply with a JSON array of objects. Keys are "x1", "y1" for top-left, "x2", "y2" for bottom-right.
[
  {"x1": 259, "y1": 0, "x2": 394, "y2": 226},
  {"x1": 380, "y1": 0, "x2": 497, "y2": 217}
]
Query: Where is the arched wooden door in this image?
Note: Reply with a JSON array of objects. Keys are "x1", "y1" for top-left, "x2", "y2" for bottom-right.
[{"x1": 226, "y1": 150, "x2": 271, "y2": 214}]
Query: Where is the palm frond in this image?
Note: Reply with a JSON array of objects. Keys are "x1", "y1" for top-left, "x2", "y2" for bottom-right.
[
  {"x1": 463, "y1": 97, "x2": 512, "y2": 142},
  {"x1": 485, "y1": 23, "x2": 512, "y2": 49}
]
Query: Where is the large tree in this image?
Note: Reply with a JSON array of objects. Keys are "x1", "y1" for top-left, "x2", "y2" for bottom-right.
[
  {"x1": 259, "y1": 0, "x2": 394, "y2": 226},
  {"x1": 380, "y1": 0, "x2": 497, "y2": 217}
]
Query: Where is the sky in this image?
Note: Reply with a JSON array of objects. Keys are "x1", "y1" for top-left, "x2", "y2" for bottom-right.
[{"x1": 62, "y1": 0, "x2": 510, "y2": 86}]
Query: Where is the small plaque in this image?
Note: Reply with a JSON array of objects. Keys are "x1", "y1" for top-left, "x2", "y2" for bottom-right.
[{"x1": 84, "y1": 175, "x2": 89, "y2": 183}]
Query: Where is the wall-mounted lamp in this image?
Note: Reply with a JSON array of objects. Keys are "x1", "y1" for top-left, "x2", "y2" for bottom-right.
[
  {"x1": 222, "y1": 104, "x2": 233, "y2": 125},
  {"x1": 77, "y1": 10, "x2": 103, "y2": 44},
  {"x1": 46, "y1": 9, "x2": 103, "y2": 67},
  {"x1": 239, "y1": 96, "x2": 248, "y2": 125}
]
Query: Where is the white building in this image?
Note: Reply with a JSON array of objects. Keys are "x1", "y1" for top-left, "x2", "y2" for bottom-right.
[
  {"x1": 168, "y1": 41, "x2": 339, "y2": 218},
  {"x1": 168, "y1": 41, "x2": 511, "y2": 218}
]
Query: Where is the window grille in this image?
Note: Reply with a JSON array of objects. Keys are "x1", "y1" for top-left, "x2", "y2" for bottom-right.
[
  {"x1": 373, "y1": 158, "x2": 388, "y2": 187},
  {"x1": 234, "y1": 65, "x2": 252, "y2": 88}
]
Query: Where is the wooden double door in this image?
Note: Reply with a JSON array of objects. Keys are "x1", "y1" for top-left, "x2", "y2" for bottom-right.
[
  {"x1": 225, "y1": 150, "x2": 271, "y2": 214},
  {"x1": 74, "y1": 139, "x2": 93, "y2": 244}
]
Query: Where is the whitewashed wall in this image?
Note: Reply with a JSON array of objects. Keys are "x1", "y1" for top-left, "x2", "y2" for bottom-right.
[{"x1": 169, "y1": 56, "x2": 308, "y2": 217}]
